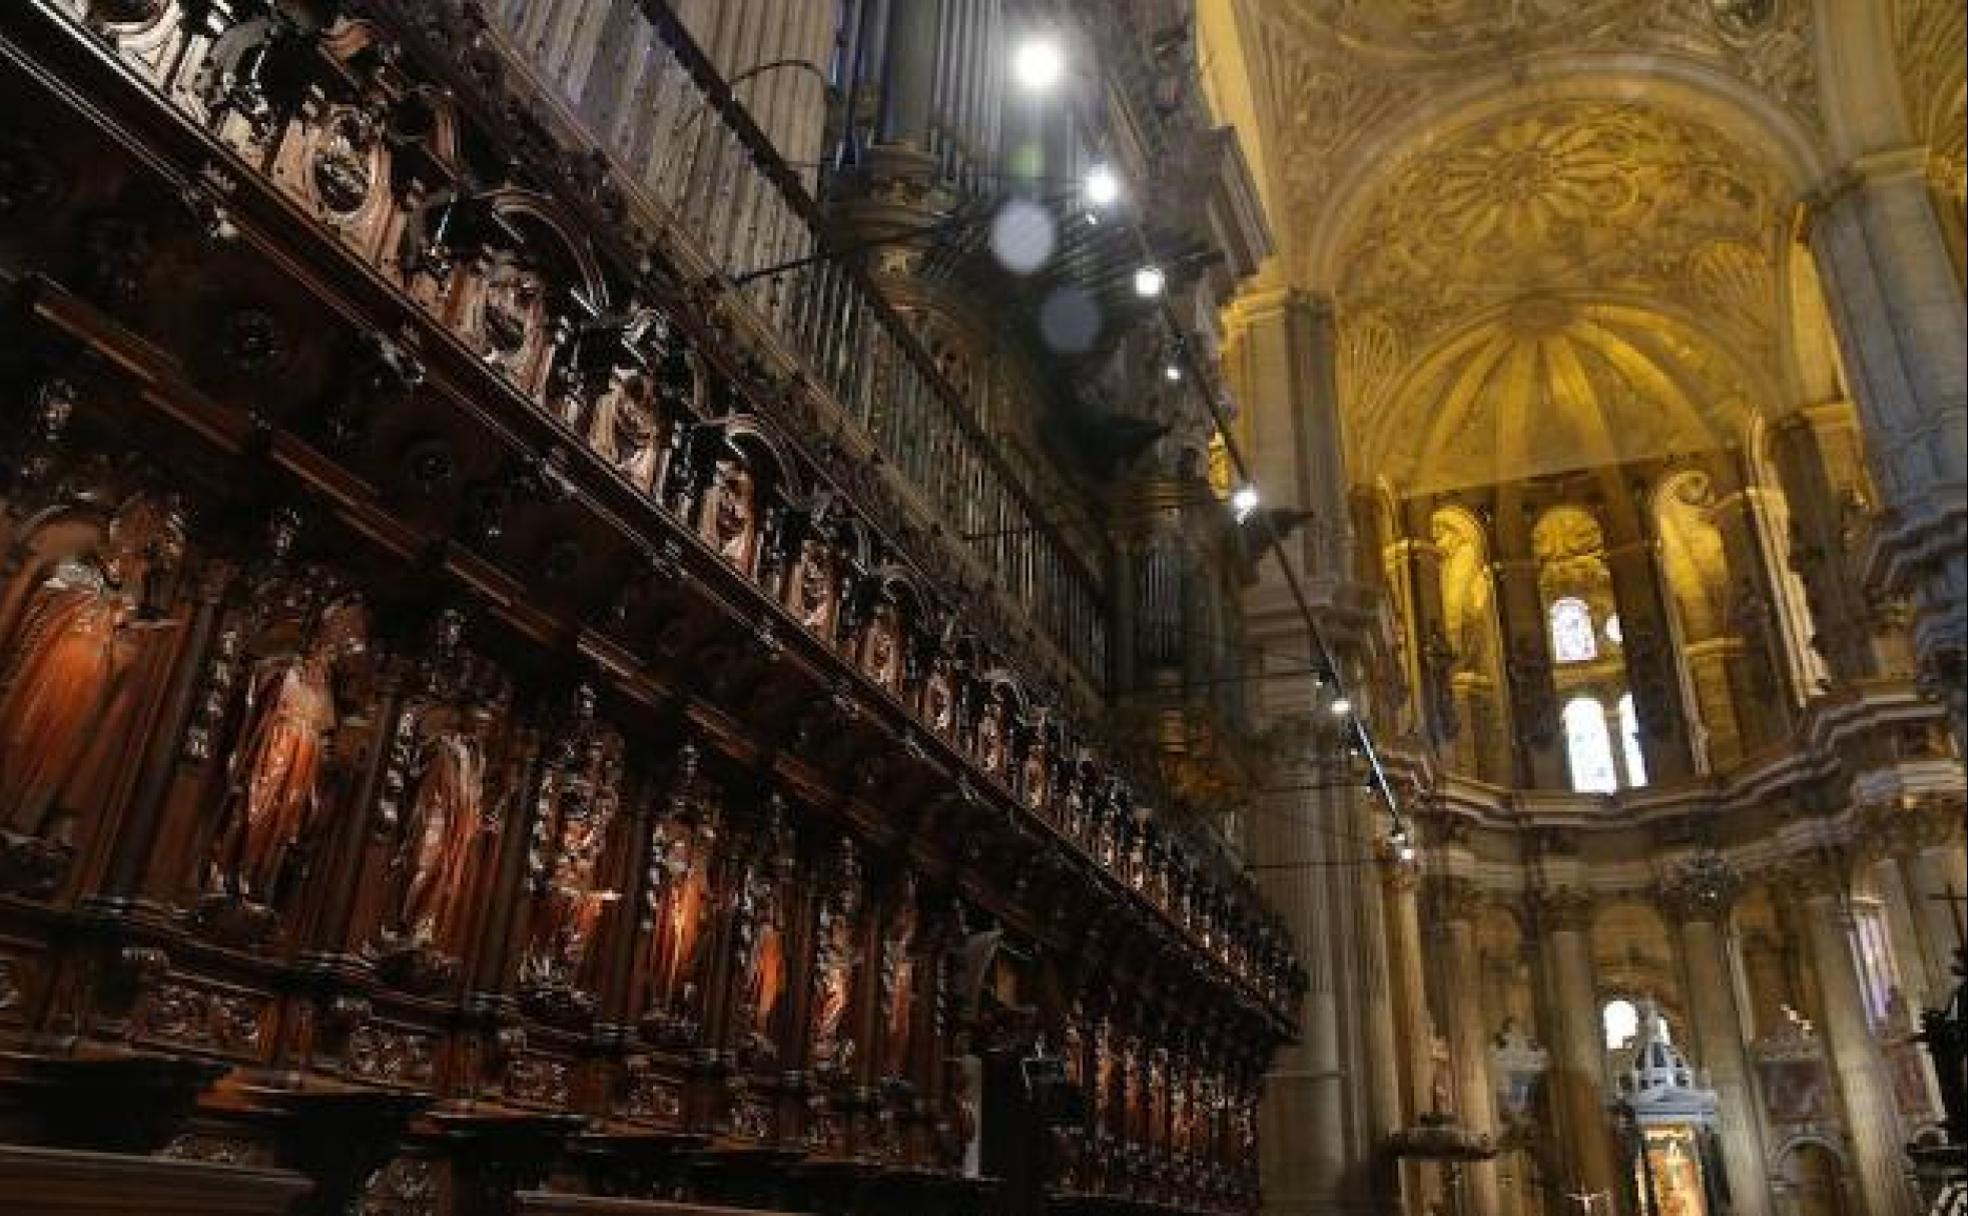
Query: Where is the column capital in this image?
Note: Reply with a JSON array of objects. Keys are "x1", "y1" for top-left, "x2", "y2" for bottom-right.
[
  {"x1": 1655, "y1": 855, "x2": 1743, "y2": 923},
  {"x1": 1853, "y1": 793, "x2": 1968, "y2": 861},
  {"x1": 1764, "y1": 849, "x2": 1854, "y2": 904},
  {"x1": 1531, "y1": 885, "x2": 1596, "y2": 932},
  {"x1": 1423, "y1": 875, "x2": 1486, "y2": 923}
]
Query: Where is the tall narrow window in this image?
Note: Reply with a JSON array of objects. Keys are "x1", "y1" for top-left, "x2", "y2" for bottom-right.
[
  {"x1": 1550, "y1": 597, "x2": 1598, "y2": 663},
  {"x1": 1618, "y1": 693, "x2": 1648, "y2": 788},
  {"x1": 1564, "y1": 696, "x2": 1618, "y2": 793}
]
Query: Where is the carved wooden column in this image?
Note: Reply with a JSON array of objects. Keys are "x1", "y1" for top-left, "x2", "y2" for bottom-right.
[
  {"x1": 1429, "y1": 876, "x2": 1502, "y2": 1216},
  {"x1": 1783, "y1": 853, "x2": 1917, "y2": 1216},
  {"x1": 1532, "y1": 887, "x2": 1621, "y2": 1209},
  {"x1": 1657, "y1": 858, "x2": 1771, "y2": 1216}
]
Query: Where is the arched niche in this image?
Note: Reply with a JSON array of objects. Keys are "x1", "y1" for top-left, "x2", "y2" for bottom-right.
[
  {"x1": 1589, "y1": 899, "x2": 1684, "y2": 1036},
  {"x1": 1432, "y1": 506, "x2": 1512, "y2": 782},
  {"x1": 1653, "y1": 469, "x2": 1746, "y2": 770}
]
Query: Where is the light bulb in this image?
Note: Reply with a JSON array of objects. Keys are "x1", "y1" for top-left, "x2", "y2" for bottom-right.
[
  {"x1": 1012, "y1": 38, "x2": 1065, "y2": 91},
  {"x1": 1164, "y1": 362, "x2": 1183, "y2": 382},
  {"x1": 1231, "y1": 484, "x2": 1259, "y2": 521},
  {"x1": 1084, "y1": 163, "x2": 1122, "y2": 208},
  {"x1": 1329, "y1": 695, "x2": 1354, "y2": 717},
  {"x1": 1133, "y1": 265, "x2": 1166, "y2": 298}
]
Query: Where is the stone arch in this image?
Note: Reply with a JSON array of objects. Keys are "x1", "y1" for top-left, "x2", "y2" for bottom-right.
[{"x1": 1304, "y1": 62, "x2": 1827, "y2": 290}]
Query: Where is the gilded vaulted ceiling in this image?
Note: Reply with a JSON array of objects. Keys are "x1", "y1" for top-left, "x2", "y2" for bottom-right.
[
  {"x1": 1207, "y1": 0, "x2": 1827, "y2": 491},
  {"x1": 1244, "y1": 0, "x2": 1821, "y2": 248},
  {"x1": 1363, "y1": 298, "x2": 1760, "y2": 495}
]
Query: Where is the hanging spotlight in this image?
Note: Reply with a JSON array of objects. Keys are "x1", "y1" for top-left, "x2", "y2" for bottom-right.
[
  {"x1": 1164, "y1": 362, "x2": 1183, "y2": 382},
  {"x1": 1012, "y1": 38, "x2": 1066, "y2": 90},
  {"x1": 1083, "y1": 163, "x2": 1122, "y2": 209},
  {"x1": 1133, "y1": 265, "x2": 1166, "y2": 298},
  {"x1": 1231, "y1": 484, "x2": 1259, "y2": 522},
  {"x1": 1393, "y1": 832, "x2": 1418, "y2": 864},
  {"x1": 1329, "y1": 695, "x2": 1354, "y2": 718}
]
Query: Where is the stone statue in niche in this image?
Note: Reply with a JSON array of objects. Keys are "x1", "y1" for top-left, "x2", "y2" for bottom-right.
[
  {"x1": 586, "y1": 370, "x2": 663, "y2": 492},
  {"x1": 1092, "y1": 1019, "x2": 1115, "y2": 1130},
  {"x1": 1147, "y1": 1049, "x2": 1169, "y2": 1147},
  {"x1": 700, "y1": 456, "x2": 756, "y2": 569},
  {"x1": 860, "y1": 601, "x2": 904, "y2": 692},
  {"x1": 382, "y1": 698, "x2": 500, "y2": 971},
  {"x1": 879, "y1": 876, "x2": 919, "y2": 1081},
  {"x1": 643, "y1": 811, "x2": 715, "y2": 1042},
  {"x1": 202, "y1": 594, "x2": 369, "y2": 910},
  {"x1": 0, "y1": 495, "x2": 185, "y2": 878},
  {"x1": 787, "y1": 532, "x2": 837, "y2": 638},
  {"x1": 809, "y1": 842, "x2": 862, "y2": 1076}
]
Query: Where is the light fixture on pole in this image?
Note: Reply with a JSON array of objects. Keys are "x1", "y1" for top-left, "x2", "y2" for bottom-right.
[
  {"x1": 1133, "y1": 265, "x2": 1166, "y2": 298},
  {"x1": 1329, "y1": 695, "x2": 1354, "y2": 718},
  {"x1": 1231, "y1": 483, "x2": 1259, "y2": 522},
  {"x1": 1011, "y1": 37, "x2": 1066, "y2": 91},
  {"x1": 1163, "y1": 362, "x2": 1183, "y2": 382},
  {"x1": 1083, "y1": 163, "x2": 1122, "y2": 209}
]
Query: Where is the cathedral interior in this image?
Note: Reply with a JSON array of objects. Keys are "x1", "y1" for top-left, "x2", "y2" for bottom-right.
[{"x1": 0, "y1": 2, "x2": 1961, "y2": 1216}]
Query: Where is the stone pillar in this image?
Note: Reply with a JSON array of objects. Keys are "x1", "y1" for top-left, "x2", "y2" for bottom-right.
[
  {"x1": 1603, "y1": 538, "x2": 1696, "y2": 784},
  {"x1": 1533, "y1": 888, "x2": 1622, "y2": 1208},
  {"x1": 1387, "y1": 852, "x2": 1442, "y2": 1216},
  {"x1": 1430, "y1": 877, "x2": 1503, "y2": 1216},
  {"x1": 1804, "y1": 156, "x2": 1968, "y2": 751},
  {"x1": 1766, "y1": 405, "x2": 1916, "y2": 686},
  {"x1": 1231, "y1": 282, "x2": 1402, "y2": 1216},
  {"x1": 1859, "y1": 795, "x2": 1968, "y2": 1007},
  {"x1": 1786, "y1": 856, "x2": 1917, "y2": 1216},
  {"x1": 1658, "y1": 859, "x2": 1771, "y2": 1216}
]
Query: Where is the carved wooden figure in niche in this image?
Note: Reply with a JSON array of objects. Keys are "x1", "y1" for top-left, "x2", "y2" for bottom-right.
[
  {"x1": 787, "y1": 532, "x2": 838, "y2": 639},
  {"x1": 880, "y1": 875, "x2": 919, "y2": 1082},
  {"x1": 1021, "y1": 731, "x2": 1050, "y2": 813},
  {"x1": 203, "y1": 595, "x2": 368, "y2": 904},
  {"x1": 975, "y1": 696, "x2": 1007, "y2": 777},
  {"x1": 520, "y1": 739, "x2": 624, "y2": 1003},
  {"x1": 809, "y1": 842, "x2": 862, "y2": 1076},
  {"x1": 588, "y1": 370, "x2": 663, "y2": 493},
  {"x1": 860, "y1": 600, "x2": 904, "y2": 693},
  {"x1": 700, "y1": 456, "x2": 757, "y2": 570},
  {"x1": 469, "y1": 252, "x2": 549, "y2": 383},
  {"x1": 643, "y1": 809, "x2": 716, "y2": 1040},
  {"x1": 730, "y1": 816, "x2": 792, "y2": 1064},
  {"x1": 388, "y1": 700, "x2": 498, "y2": 959},
  {"x1": 0, "y1": 494, "x2": 185, "y2": 848},
  {"x1": 922, "y1": 656, "x2": 955, "y2": 737}
]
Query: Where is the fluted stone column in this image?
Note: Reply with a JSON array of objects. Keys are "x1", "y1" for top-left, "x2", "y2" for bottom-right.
[
  {"x1": 1805, "y1": 156, "x2": 1968, "y2": 752},
  {"x1": 1386, "y1": 853, "x2": 1442, "y2": 1216},
  {"x1": 1658, "y1": 860, "x2": 1771, "y2": 1216},
  {"x1": 1232, "y1": 284, "x2": 1403, "y2": 1216},
  {"x1": 1430, "y1": 877, "x2": 1502, "y2": 1216},
  {"x1": 1534, "y1": 888, "x2": 1622, "y2": 1208},
  {"x1": 1860, "y1": 795, "x2": 1968, "y2": 1008},
  {"x1": 1788, "y1": 857, "x2": 1917, "y2": 1216}
]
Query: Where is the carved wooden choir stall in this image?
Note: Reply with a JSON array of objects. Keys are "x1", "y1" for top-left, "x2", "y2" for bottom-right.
[{"x1": 0, "y1": 2, "x2": 1302, "y2": 1214}]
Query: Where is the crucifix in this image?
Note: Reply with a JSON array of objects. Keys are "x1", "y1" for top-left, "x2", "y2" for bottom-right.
[{"x1": 1567, "y1": 1189, "x2": 1609, "y2": 1216}]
